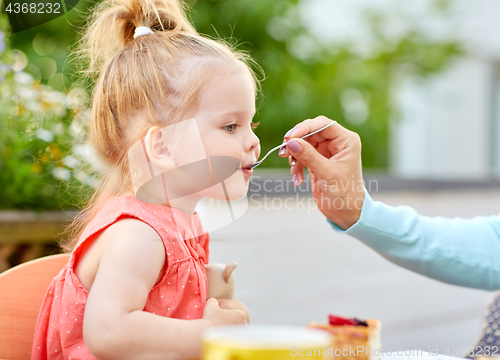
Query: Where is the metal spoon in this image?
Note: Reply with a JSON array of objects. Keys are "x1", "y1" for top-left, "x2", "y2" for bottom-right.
[{"x1": 248, "y1": 121, "x2": 337, "y2": 169}]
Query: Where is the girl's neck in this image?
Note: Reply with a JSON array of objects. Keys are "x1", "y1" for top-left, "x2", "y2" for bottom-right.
[
  {"x1": 123, "y1": 188, "x2": 199, "y2": 215},
  {"x1": 167, "y1": 195, "x2": 200, "y2": 215}
]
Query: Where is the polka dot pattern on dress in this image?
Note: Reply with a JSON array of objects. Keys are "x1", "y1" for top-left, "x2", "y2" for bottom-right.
[{"x1": 32, "y1": 195, "x2": 209, "y2": 357}]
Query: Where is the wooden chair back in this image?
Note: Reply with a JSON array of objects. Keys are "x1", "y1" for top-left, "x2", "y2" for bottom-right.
[{"x1": 0, "y1": 253, "x2": 70, "y2": 359}]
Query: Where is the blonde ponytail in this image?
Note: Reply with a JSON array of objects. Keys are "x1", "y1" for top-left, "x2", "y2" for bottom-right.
[
  {"x1": 62, "y1": 0, "x2": 261, "y2": 252},
  {"x1": 74, "y1": 0, "x2": 197, "y2": 82}
]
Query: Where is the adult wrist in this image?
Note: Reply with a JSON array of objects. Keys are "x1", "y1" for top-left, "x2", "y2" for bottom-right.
[
  {"x1": 327, "y1": 188, "x2": 368, "y2": 232},
  {"x1": 330, "y1": 192, "x2": 365, "y2": 230},
  {"x1": 336, "y1": 210, "x2": 362, "y2": 230}
]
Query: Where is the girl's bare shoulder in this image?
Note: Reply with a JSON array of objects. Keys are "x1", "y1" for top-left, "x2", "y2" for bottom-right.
[{"x1": 75, "y1": 217, "x2": 164, "y2": 291}]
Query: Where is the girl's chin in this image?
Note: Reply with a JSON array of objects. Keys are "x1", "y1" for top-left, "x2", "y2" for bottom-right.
[{"x1": 206, "y1": 185, "x2": 248, "y2": 202}]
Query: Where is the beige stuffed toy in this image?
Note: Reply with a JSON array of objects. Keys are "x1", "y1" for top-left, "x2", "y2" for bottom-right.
[
  {"x1": 206, "y1": 261, "x2": 250, "y2": 323},
  {"x1": 205, "y1": 261, "x2": 238, "y2": 299}
]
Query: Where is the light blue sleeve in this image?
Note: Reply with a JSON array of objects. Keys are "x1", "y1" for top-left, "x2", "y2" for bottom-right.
[{"x1": 327, "y1": 188, "x2": 500, "y2": 290}]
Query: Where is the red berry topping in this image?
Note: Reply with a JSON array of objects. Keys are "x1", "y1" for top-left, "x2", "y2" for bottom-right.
[
  {"x1": 328, "y1": 315, "x2": 356, "y2": 326},
  {"x1": 328, "y1": 315, "x2": 368, "y2": 327}
]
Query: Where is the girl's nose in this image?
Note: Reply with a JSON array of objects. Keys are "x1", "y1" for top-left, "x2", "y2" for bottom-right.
[{"x1": 246, "y1": 130, "x2": 260, "y2": 155}]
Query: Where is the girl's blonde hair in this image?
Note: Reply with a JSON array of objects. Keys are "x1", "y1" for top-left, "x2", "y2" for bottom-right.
[{"x1": 61, "y1": 0, "x2": 260, "y2": 252}]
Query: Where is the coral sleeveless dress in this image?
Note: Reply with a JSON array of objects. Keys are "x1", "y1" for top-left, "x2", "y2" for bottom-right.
[{"x1": 31, "y1": 196, "x2": 210, "y2": 359}]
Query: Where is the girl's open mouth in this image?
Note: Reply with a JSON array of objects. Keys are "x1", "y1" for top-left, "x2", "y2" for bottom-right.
[{"x1": 239, "y1": 164, "x2": 253, "y2": 177}]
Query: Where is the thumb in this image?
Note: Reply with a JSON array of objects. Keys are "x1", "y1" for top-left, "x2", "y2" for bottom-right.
[
  {"x1": 286, "y1": 138, "x2": 333, "y2": 178},
  {"x1": 206, "y1": 297, "x2": 219, "y2": 307}
]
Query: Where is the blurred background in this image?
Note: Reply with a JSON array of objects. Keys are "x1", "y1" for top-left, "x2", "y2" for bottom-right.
[{"x1": 1, "y1": 0, "x2": 500, "y2": 355}]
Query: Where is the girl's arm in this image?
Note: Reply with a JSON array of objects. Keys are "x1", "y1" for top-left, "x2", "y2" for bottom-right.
[
  {"x1": 328, "y1": 188, "x2": 500, "y2": 290},
  {"x1": 83, "y1": 218, "x2": 246, "y2": 360}
]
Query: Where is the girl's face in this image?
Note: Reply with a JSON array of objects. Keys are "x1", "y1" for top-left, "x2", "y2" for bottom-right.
[
  {"x1": 133, "y1": 65, "x2": 259, "y2": 210},
  {"x1": 191, "y1": 66, "x2": 261, "y2": 201},
  {"x1": 159, "y1": 65, "x2": 260, "y2": 205}
]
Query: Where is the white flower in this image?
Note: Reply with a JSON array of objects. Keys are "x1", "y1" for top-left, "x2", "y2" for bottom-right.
[
  {"x1": 14, "y1": 71, "x2": 34, "y2": 85},
  {"x1": 81, "y1": 108, "x2": 91, "y2": 121},
  {"x1": 52, "y1": 105, "x2": 67, "y2": 118},
  {"x1": 73, "y1": 170, "x2": 98, "y2": 187},
  {"x1": 72, "y1": 144, "x2": 94, "y2": 160},
  {"x1": 52, "y1": 167, "x2": 71, "y2": 181},
  {"x1": 38, "y1": 88, "x2": 67, "y2": 117},
  {"x1": 73, "y1": 170, "x2": 88, "y2": 183},
  {"x1": 70, "y1": 120, "x2": 85, "y2": 138},
  {"x1": 86, "y1": 175, "x2": 98, "y2": 188},
  {"x1": 35, "y1": 128, "x2": 54, "y2": 142},
  {"x1": 18, "y1": 88, "x2": 37, "y2": 101},
  {"x1": 62, "y1": 155, "x2": 81, "y2": 169},
  {"x1": 67, "y1": 88, "x2": 88, "y2": 110},
  {"x1": 45, "y1": 89, "x2": 67, "y2": 107},
  {"x1": 25, "y1": 101, "x2": 44, "y2": 113},
  {"x1": 51, "y1": 123, "x2": 64, "y2": 135}
]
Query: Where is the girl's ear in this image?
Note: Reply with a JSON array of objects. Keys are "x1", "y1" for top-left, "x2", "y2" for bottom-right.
[{"x1": 144, "y1": 126, "x2": 176, "y2": 170}]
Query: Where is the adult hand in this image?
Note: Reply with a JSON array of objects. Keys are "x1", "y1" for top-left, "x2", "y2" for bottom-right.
[{"x1": 279, "y1": 116, "x2": 365, "y2": 230}]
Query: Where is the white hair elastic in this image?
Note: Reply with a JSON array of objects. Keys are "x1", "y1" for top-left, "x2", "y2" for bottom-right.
[{"x1": 133, "y1": 26, "x2": 154, "y2": 39}]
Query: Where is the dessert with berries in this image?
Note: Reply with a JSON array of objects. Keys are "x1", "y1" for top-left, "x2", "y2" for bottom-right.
[{"x1": 308, "y1": 315, "x2": 381, "y2": 360}]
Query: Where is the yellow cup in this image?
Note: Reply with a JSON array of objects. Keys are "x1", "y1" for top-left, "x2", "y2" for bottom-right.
[{"x1": 202, "y1": 324, "x2": 331, "y2": 360}]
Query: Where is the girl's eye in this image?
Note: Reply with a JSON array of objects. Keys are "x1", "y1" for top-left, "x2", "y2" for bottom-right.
[{"x1": 223, "y1": 123, "x2": 239, "y2": 133}]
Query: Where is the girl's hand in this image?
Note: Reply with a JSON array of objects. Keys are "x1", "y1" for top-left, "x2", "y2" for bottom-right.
[
  {"x1": 279, "y1": 116, "x2": 365, "y2": 230},
  {"x1": 202, "y1": 298, "x2": 248, "y2": 326},
  {"x1": 217, "y1": 298, "x2": 250, "y2": 323}
]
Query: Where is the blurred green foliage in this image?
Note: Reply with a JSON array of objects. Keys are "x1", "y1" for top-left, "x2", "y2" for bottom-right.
[
  {"x1": 0, "y1": 12, "x2": 94, "y2": 210},
  {"x1": 7, "y1": 0, "x2": 462, "y2": 170},
  {"x1": 188, "y1": 0, "x2": 463, "y2": 168},
  {"x1": 1, "y1": 0, "x2": 463, "y2": 209}
]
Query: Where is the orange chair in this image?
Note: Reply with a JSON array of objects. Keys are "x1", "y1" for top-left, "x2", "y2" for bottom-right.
[{"x1": 0, "y1": 253, "x2": 70, "y2": 360}]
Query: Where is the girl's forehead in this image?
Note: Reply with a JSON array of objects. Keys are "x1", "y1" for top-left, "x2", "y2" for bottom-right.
[{"x1": 196, "y1": 69, "x2": 256, "y2": 109}]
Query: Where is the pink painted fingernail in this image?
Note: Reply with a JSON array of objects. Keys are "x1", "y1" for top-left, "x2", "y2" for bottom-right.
[
  {"x1": 287, "y1": 140, "x2": 302, "y2": 153},
  {"x1": 284, "y1": 128, "x2": 294, "y2": 138},
  {"x1": 293, "y1": 174, "x2": 299, "y2": 187},
  {"x1": 279, "y1": 146, "x2": 286, "y2": 156}
]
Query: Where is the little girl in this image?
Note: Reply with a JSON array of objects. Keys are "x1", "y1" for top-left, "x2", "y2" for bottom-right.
[{"x1": 32, "y1": 0, "x2": 261, "y2": 358}]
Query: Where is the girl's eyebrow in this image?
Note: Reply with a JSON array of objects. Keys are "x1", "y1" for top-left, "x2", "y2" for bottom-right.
[{"x1": 216, "y1": 109, "x2": 257, "y2": 119}]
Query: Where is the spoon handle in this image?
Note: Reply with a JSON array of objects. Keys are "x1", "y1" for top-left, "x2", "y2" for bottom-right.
[
  {"x1": 294, "y1": 121, "x2": 336, "y2": 141},
  {"x1": 249, "y1": 121, "x2": 337, "y2": 169}
]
